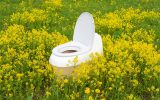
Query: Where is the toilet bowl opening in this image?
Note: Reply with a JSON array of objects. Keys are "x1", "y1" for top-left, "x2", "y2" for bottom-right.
[{"x1": 62, "y1": 50, "x2": 77, "y2": 53}]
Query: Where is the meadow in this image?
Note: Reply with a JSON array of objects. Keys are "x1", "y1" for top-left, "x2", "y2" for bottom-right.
[{"x1": 0, "y1": 0, "x2": 160, "y2": 100}]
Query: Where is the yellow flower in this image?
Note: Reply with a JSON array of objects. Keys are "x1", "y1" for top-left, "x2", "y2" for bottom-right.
[
  {"x1": 9, "y1": 93, "x2": 13, "y2": 97},
  {"x1": 151, "y1": 86, "x2": 155, "y2": 91},
  {"x1": 97, "y1": 81, "x2": 102, "y2": 86},
  {"x1": 118, "y1": 85, "x2": 125, "y2": 92},
  {"x1": 0, "y1": 56, "x2": 2, "y2": 62},
  {"x1": 30, "y1": 84, "x2": 34, "y2": 90},
  {"x1": 109, "y1": 87, "x2": 112, "y2": 91},
  {"x1": 26, "y1": 82, "x2": 29, "y2": 86},
  {"x1": 85, "y1": 87, "x2": 90, "y2": 94},
  {"x1": 37, "y1": 69, "x2": 44, "y2": 74},
  {"x1": 53, "y1": 0, "x2": 62, "y2": 7},
  {"x1": 73, "y1": 56, "x2": 78, "y2": 65},
  {"x1": 95, "y1": 89, "x2": 100, "y2": 94},
  {"x1": 9, "y1": 76, "x2": 13, "y2": 81},
  {"x1": 88, "y1": 96, "x2": 93, "y2": 100},
  {"x1": 16, "y1": 73, "x2": 24, "y2": 80},
  {"x1": 147, "y1": 88, "x2": 151, "y2": 91},
  {"x1": 128, "y1": 94, "x2": 134, "y2": 100},
  {"x1": 155, "y1": 88, "x2": 159, "y2": 92},
  {"x1": 46, "y1": 91, "x2": 51, "y2": 97},
  {"x1": 64, "y1": 79, "x2": 68, "y2": 84},
  {"x1": 11, "y1": 9, "x2": 47, "y2": 23},
  {"x1": 44, "y1": 0, "x2": 62, "y2": 8},
  {"x1": 131, "y1": 79, "x2": 139, "y2": 87}
]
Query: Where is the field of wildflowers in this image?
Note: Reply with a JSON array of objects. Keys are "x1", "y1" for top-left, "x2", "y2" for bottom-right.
[{"x1": 0, "y1": 0, "x2": 160, "y2": 100}]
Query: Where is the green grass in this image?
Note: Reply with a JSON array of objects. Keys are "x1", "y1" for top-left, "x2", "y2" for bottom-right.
[{"x1": 1, "y1": 0, "x2": 160, "y2": 38}]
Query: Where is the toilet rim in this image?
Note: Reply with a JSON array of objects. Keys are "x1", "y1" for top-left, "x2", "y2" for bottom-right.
[
  {"x1": 52, "y1": 43, "x2": 90, "y2": 57},
  {"x1": 58, "y1": 46, "x2": 81, "y2": 53}
]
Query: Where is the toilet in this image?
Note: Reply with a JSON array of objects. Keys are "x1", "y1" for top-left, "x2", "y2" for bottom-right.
[{"x1": 49, "y1": 12, "x2": 103, "y2": 75}]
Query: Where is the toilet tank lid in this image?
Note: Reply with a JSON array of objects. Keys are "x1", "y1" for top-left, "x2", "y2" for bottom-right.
[{"x1": 73, "y1": 12, "x2": 95, "y2": 49}]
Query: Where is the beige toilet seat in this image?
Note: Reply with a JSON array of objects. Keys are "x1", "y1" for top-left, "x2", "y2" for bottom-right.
[{"x1": 53, "y1": 41, "x2": 90, "y2": 57}]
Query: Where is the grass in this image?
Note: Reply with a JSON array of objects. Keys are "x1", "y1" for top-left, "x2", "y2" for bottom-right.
[{"x1": 1, "y1": 0, "x2": 160, "y2": 37}]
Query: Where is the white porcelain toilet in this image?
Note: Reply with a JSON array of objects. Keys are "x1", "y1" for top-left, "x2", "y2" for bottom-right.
[{"x1": 49, "y1": 12, "x2": 103, "y2": 75}]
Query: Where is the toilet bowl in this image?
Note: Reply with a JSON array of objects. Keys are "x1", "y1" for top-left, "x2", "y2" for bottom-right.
[{"x1": 49, "y1": 12, "x2": 103, "y2": 75}]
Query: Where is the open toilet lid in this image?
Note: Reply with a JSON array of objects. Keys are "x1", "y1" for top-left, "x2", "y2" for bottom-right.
[{"x1": 73, "y1": 12, "x2": 95, "y2": 49}]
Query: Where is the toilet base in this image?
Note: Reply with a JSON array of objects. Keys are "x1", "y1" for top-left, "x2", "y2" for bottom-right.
[{"x1": 54, "y1": 66, "x2": 77, "y2": 76}]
